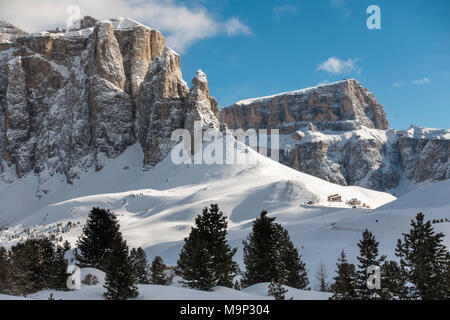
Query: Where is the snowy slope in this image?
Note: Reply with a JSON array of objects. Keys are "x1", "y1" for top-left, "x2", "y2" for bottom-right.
[
  {"x1": 0, "y1": 267, "x2": 331, "y2": 300},
  {"x1": 1, "y1": 137, "x2": 448, "y2": 293}
]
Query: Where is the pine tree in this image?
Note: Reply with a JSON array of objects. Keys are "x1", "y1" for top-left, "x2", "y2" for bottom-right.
[
  {"x1": 280, "y1": 229, "x2": 309, "y2": 289},
  {"x1": 75, "y1": 207, "x2": 121, "y2": 269},
  {"x1": 395, "y1": 212, "x2": 449, "y2": 300},
  {"x1": 177, "y1": 204, "x2": 238, "y2": 290},
  {"x1": 315, "y1": 261, "x2": 330, "y2": 292},
  {"x1": 8, "y1": 238, "x2": 69, "y2": 295},
  {"x1": 442, "y1": 252, "x2": 450, "y2": 299},
  {"x1": 103, "y1": 235, "x2": 139, "y2": 300},
  {"x1": 242, "y1": 211, "x2": 284, "y2": 287},
  {"x1": 0, "y1": 246, "x2": 12, "y2": 294},
  {"x1": 268, "y1": 280, "x2": 288, "y2": 300},
  {"x1": 150, "y1": 256, "x2": 167, "y2": 285},
  {"x1": 379, "y1": 260, "x2": 407, "y2": 300},
  {"x1": 130, "y1": 247, "x2": 150, "y2": 284},
  {"x1": 330, "y1": 250, "x2": 358, "y2": 300},
  {"x1": 242, "y1": 211, "x2": 309, "y2": 289},
  {"x1": 356, "y1": 229, "x2": 385, "y2": 299},
  {"x1": 47, "y1": 244, "x2": 70, "y2": 291},
  {"x1": 9, "y1": 240, "x2": 41, "y2": 294}
]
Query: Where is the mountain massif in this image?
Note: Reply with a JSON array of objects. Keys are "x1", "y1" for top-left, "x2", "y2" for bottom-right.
[
  {"x1": 0, "y1": 17, "x2": 219, "y2": 197},
  {"x1": 0, "y1": 17, "x2": 448, "y2": 197},
  {"x1": 221, "y1": 80, "x2": 449, "y2": 192}
]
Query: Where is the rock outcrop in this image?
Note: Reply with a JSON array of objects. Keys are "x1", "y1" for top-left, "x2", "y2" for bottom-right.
[
  {"x1": 0, "y1": 17, "x2": 220, "y2": 192},
  {"x1": 222, "y1": 79, "x2": 388, "y2": 132},
  {"x1": 221, "y1": 81, "x2": 449, "y2": 192},
  {"x1": 0, "y1": 21, "x2": 28, "y2": 43}
]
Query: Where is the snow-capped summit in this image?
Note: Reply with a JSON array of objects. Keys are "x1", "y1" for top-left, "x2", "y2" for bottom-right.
[
  {"x1": 221, "y1": 80, "x2": 449, "y2": 193},
  {"x1": 0, "y1": 21, "x2": 28, "y2": 43},
  {"x1": 0, "y1": 17, "x2": 218, "y2": 193}
]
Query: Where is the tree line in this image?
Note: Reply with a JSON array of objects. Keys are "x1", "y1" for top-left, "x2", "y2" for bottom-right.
[
  {"x1": 329, "y1": 212, "x2": 450, "y2": 300},
  {"x1": 0, "y1": 206, "x2": 448, "y2": 300}
]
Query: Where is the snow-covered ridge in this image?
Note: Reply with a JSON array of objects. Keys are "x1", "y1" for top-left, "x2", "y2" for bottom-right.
[
  {"x1": 398, "y1": 126, "x2": 450, "y2": 140},
  {"x1": 234, "y1": 79, "x2": 358, "y2": 106},
  {"x1": 110, "y1": 17, "x2": 153, "y2": 31}
]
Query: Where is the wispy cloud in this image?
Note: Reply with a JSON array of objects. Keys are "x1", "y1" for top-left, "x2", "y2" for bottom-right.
[
  {"x1": 318, "y1": 80, "x2": 330, "y2": 85},
  {"x1": 330, "y1": 0, "x2": 351, "y2": 18},
  {"x1": 0, "y1": 0, "x2": 252, "y2": 52},
  {"x1": 273, "y1": 5, "x2": 299, "y2": 20},
  {"x1": 223, "y1": 17, "x2": 252, "y2": 36},
  {"x1": 392, "y1": 78, "x2": 431, "y2": 88},
  {"x1": 317, "y1": 57, "x2": 361, "y2": 75},
  {"x1": 411, "y1": 77, "x2": 431, "y2": 85}
]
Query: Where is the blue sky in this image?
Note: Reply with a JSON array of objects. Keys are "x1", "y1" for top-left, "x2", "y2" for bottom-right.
[
  {"x1": 178, "y1": 0, "x2": 450, "y2": 130},
  {"x1": 1, "y1": 0, "x2": 449, "y2": 129}
]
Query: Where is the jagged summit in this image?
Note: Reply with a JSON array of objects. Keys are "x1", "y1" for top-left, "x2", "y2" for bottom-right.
[
  {"x1": 0, "y1": 17, "x2": 219, "y2": 190},
  {"x1": 0, "y1": 21, "x2": 28, "y2": 43},
  {"x1": 0, "y1": 16, "x2": 447, "y2": 195}
]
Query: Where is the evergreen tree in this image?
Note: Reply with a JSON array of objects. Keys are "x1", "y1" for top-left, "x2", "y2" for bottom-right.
[
  {"x1": 330, "y1": 250, "x2": 358, "y2": 300},
  {"x1": 442, "y1": 252, "x2": 450, "y2": 299},
  {"x1": 150, "y1": 256, "x2": 167, "y2": 285},
  {"x1": 177, "y1": 204, "x2": 238, "y2": 290},
  {"x1": 0, "y1": 246, "x2": 12, "y2": 294},
  {"x1": 356, "y1": 229, "x2": 385, "y2": 299},
  {"x1": 242, "y1": 211, "x2": 309, "y2": 289},
  {"x1": 315, "y1": 261, "x2": 330, "y2": 292},
  {"x1": 268, "y1": 280, "x2": 288, "y2": 300},
  {"x1": 280, "y1": 229, "x2": 309, "y2": 289},
  {"x1": 53, "y1": 244, "x2": 71, "y2": 290},
  {"x1": 379, "y1": 260, "x2": 407, "y2": 300},
  {"x1": 75, "y1": 207, "x2": 121, "y2": 269},
  {"x1": 103, "y1": 235, "x2": 139, "y2": 300},
  {"x1": 8, "y1": 238, "x2": 69, "y2": 295},
  {"x1": 395, "y1": 212, "x2": 449, "y2": 300},
  {"x1": 242, "y1": 211, "x2": 284, "y2": 287},
  {"x1": 130, "y1": 247, "x2": 150, "y2": 284},
  {"x1": 9, "y1": 240, "x2": 41, "y2": 294},
  {"x1": 185, "y1": 246, "x2": 216, "y2": 291}
]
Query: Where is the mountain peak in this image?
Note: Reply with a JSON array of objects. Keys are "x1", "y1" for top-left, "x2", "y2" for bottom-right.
[
  {"x1": 222, "y1": 79, "x2": 388, "y2": 131},
  {"x1": 0, "y1": 21, "x2": 28, "y2": 43}
]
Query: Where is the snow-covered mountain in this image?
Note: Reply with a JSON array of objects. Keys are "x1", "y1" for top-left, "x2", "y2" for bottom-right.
[
  {"x1": 0, "y1": 21, "x2": 28, "y2": 43},
  {"x1": 0, "y1": 17, "x2": 449, "y2": 298},
  {"x1": 221, "y1": 80, "x2": 449, "y2": 193},
  {"x1": 0, "y1": 16, "x2": 219, "y2": 197}
]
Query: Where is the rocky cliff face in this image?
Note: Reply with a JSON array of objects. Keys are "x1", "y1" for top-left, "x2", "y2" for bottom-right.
[
  {"x1": 0, "y1": 21, "x2": 28, "y2": 43},
  {"x1": 222, "y1": 79, "x2": 389, "y2": 132},
  {"x1": 0, "y1": 17, "x2": 219, "y2": 194},
  {"x1": 221, "y1": 81, "x2": 449, "y2": 192}
]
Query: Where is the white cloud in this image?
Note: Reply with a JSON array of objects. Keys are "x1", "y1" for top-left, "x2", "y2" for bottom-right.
[
  {"x1": 392, "y1": 78, "x2": 431, "y2": 88},
  {"x1": 0, "y1": 0, "x2": 252, "y2": 52},
  {"x1": 317, "y1": 57, "x2": 361, "y2": 75},
  {"x1": 223, "y1": 17, "x2": 252, "y2": 36},
  {"x1": 411, "y1": 77, "x2": 431, "y2": 85},
  {"x1": 330, "y1": 0, "x2": 351, "y2": 18},
  {"x1": 273, "y1": 5, "x2": 299, "y2": 20},
  {"x1": 318, "y1": 80, "x2": 330, "y2": 85}
]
